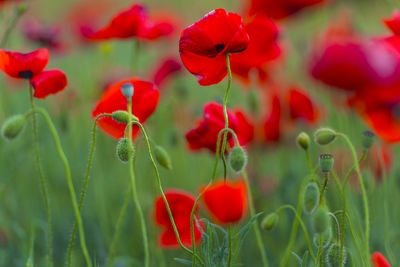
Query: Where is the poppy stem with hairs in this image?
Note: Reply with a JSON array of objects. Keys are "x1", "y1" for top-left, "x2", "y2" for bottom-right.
[
  {"x1": 25, "y1": 107, "x2": 92, "y2": 267},
  {"x1": 127, "y1": 100, "x2": 150, "y2": 267},
  {"x1": 28, "y1": 85, "x2": 53, "y2": 267},
  {"x1": 67, "y1": 113, "x2": 112, "y2": 266}
]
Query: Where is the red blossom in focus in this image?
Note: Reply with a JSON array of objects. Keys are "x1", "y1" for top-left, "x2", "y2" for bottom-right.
[
  {"x1": 179, "y1": 9, "x2": 249, "y2": 86},
  {"x1": 30, "y1": 70, "x2": 68, "y2": 99},
  {"x1": 383, "y1": 11, "x2": 400, "y2": 37},
  {"x1": 154, "y1": 190, "x2": 202, "y2": 248},
  {"x1": 152, "y1": 57, "x2": 182, "y2": 87},
  {"x1": 371, "y1": 252, "x2": 391, "y2": 267},
  {"x1": 185, "y1": 102, "x2": 254, "y2": 152},
  {"x1": 202, "y1": 179, "x2": 248, "y2": 225},
  {"x1": 92, "y1": 79, "x2": 159, "y2": 140}
]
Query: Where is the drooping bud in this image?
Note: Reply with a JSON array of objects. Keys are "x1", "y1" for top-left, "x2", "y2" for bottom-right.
[
  {"x1": 229, "y1": 146, "x2": 247, "y2": 173},
  {"x1": 303, "y1": 182, "x2": 320, "y2": 214},
  {"x1": 313, "y1": 228, "x2": 332, "y2": 249},
  {"x1": 296, "y1": 132, "x2": 310, "y2": 150},
  {"x1": 326, "y1": 243, "x2": 347, "y2": 267},
  {"x1": 1, "y1": 114, "x2": 26, "y2": 140},
  {"x1": 362, "y1": 130, "x2": 375, "y2": 151},
  {"x1": 116, "y1": 138, "x2": 134, "y2": 163},
  {"x1": 314, "y1": 128, "x2": 337, "y2": 145},
  {"x1": 121, "y1": 83, "x2": 134, "y2": 99},
  {"x1": 261, "y1": 212, "x2": 279, "y2": 231},
  {"x1": 319, "y1": 153, "x2": 334, "y2": 173},
  {"x1": 111, "y1": 111, "x2": 139, "y2": 124},
  {"x1": 154, "y1": 145, "x2": 172, "y2": 170},
  {"x1": 312, "y1": 206, "x2": 330, "y2": 234}
]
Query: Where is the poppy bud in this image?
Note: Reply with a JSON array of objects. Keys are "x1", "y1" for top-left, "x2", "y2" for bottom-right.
[
  {"x1": 312, "y1": 206, "x2": 330, "y2": 234},
  {"x1": 326, "y1": 243, "x2": 346, "y2": 267},
  {"x1": 154, "y1": 145, "x2": 172, "y2": 170},
  {"x1": 1, "y1": 114, "x2": 26, "y2": 140},
  {"x1": 296, "y1": 132, "x2": 310, "y2": 150},
  {"x1": 261, "y1": 212, "x2": 279, "y2": 231},
  {"x1": 121, "y1": 83, "x2": 134, "y2": 99},
  {"x1": 16, "y1": 3, "x2": 28, "y2": 16},
  {"x1": 362, "y1": 130, "x2": 375, "y2": 151},
  {"x1": 111, "y1": 111, "x2": 139, "y2": 124},
  {"x1": 314, "y1": 128, "x2": 337, "y2": 145},
  {"x1": 116, "y1": 138, "x2": 134, "y2": 163},
  {"x1": 313, "y1": 227, "x2": 332, "y2": 249},
  {"x1": 303, "y1": 182, "x2": 320, "y2": 214},
  {"x1": 319, "y1": 153, "x2": 334, "y2": 173},
  {"x1": 229, "y1": 146, "x2": 247, "y2": 173}
]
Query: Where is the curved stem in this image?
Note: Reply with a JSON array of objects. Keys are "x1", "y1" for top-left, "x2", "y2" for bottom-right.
[
  {"x1": 1, "y1": 5, "x2": 25, "y2": 47},
  {"x1": 28, "y1": 86, "x2": 52, "y2": 267}
]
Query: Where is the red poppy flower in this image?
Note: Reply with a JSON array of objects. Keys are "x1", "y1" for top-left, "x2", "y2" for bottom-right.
[
  {"x1": 139, "y1": 14, "x2": 176, "y2": 40},
  {"x1": 179, "y1": 9, "x2": 249, "y2": 86},
  {"x1": 22, "y1": 19, "x2": 65, "y2": 53},
  {"x1": 202, "y1": 179, "x2": 248, "y2": 225},
  {"x1": 30, "y1": 70, "x2": 68, "y2": 99},
  {"x1": 287, "y1": 87, "x2": 319, "y2": 123},
  {"x1": 230, "y1": 15, "x2": 281, "y2": 84},
  {"x1": 154, "y1": 189, "x2": 202, "y2": 248},
  {"x1": 383, "y1": 11, "x2": 400, "y2": 37},
  {"x1": 152, "y1": 57, "x2": 182, "y2": 87},
  {"x1": 92, "y1": 78, "x2": 159, "y2": 140},
  {"x1": 185, "y1": 102, "x2": 254, "y2": 152},
  {"x1": 371, "y1": 252, "x2": 391, "y2": 267},
  {"x1": 0, "y1": 48, "x2": 49, "y2": 79},
  {"x1": 263, "y1": 94, "x2": 281, "y2": 142}
]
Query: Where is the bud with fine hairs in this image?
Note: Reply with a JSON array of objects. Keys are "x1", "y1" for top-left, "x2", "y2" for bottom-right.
[
  {"x1": 261, "y1": 212, "x2": 279, "y2": 231},
  {"x1": 116, "y1": 138, "x2": 134, "y2": 163},
  {"x1": 229, "y1": 146, "x2": 247, "y2": 173},
  {"x1": 326, "y1": 243, "x2": 347, "y2": 267},
  {"x1": 154, "y1": 145, "x2": 172, "y2": 170},
  {"x1": 313, "y1": 227, "x2": 332, "y2": 249},
  {"x1": 303, "y1": 182, "x2": 320, "y2": 214},
  {"x1": 314, "y1": 127, "x2": 337, "y2": 145},
  {"x1": 312, "y1": 206, "x2": 330, "y2": 234},
  {"x1": 296, "y1": 131, "x2": 310, "y2": 150},
  {"x1": 111, "y1": 110, "x2": 139, "y2": 124},
  {"x1": 1, "y1": 114, "x2": 27, "y2": 140}
]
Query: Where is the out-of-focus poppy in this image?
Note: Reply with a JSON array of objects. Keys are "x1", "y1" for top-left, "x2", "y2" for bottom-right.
[
  {"x1": 185, "y1": 102, "x2": 254, "y2": 152},
  {"x1": 30, "y1": 70, "x2": 68, "y2": 99},
  {"x1": 0, "y1": 48, "x2": 49, "y2": 79},
  {"x1": 22, "y1": 19, "x2": 65, "y2": 52},
  {"x1": 152, "y1": 57, "x2": 182, "y2": 87},
  {"x1": 287, "y1": 87, "x2": 319, "y2": 123},
  {"x1": 154, "y1": 189, "x2": 202, "y2": 248},
  {"x1": 202, "y1": 179, "x2": 248, "y2": 225},
  {"x1": 230, "y1": 14, "x2": 281, "y2": 85},
  {"x1": 362, "y1": 144, "x2": 393, "y2": 182},
  {"x1": 92, "y1": 79, "x2": 159, "y2": 140},
  {"x1": 383, "y1": 11, "x2": 400, "y2": 37},
  {"x1": 263, "y1": 94, "x2": 281, "y2": 142},
  {"x1": 371, "y1": 252, "x2": 391, "y2": 267},
  {"x1": 179, "y1": 9, "x2": 249, "y2": 86}
]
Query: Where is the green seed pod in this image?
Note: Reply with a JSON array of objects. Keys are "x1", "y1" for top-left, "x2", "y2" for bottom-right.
[
  {"x1": 314, "y1": 128, "x2": 337, "y2": 145},
  {"x1": 111, "y1": 111, "x2": 139, "y2": 124},
  {"x1": 319, "y1": 153, "x2": 334, "y2": 173},
  {"x1": 1, "y1": 114, "x2": 26, "y2": 140},
  {"x1": 261, "y1": 212, "x2": 279, "y2": 231},
  {"x1": 121, "y1": 83, "x2": 134, "y2": 99},
  {"x1": 326, "y1": 243, "x2": 346, "y2": 267},
  {"x1": 296, "y1": 132, "x2": 310, "y2": 150},
  {"x1": 313, "y1": 227, "x2": 332, "y2": 249},
  {"x1": 116, "y1": 138, "x2": 134, "y2": 163},
  {"x1": 312, "y1": 206, "x2": 330, "y2": 234},
  {"x1": 154, "y1": 145, "x2": 172, "y2": 170},
  {"x1": 362, "y1": 130, "x2": 375, "y2": 151},
  {"x1": 229, "y1": 146, "x2": 247, "y2": 173},
  {"x1": 303, "y1": 182, "x2": 320, "y2": 214}
]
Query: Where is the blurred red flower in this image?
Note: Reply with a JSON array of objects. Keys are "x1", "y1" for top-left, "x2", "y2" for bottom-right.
[
  {"x1": 383, "y1": 11, "x2": 400, "y2": 37},
  {"x1": 154, "y1": 190, "x2": 202, "y2": 248},
  {"x1": 287, "y1": 87, "x2": 319, "y2": 122},
  {"x1": 179, "y1": 9, "x2": 249, "y2": 86},
  {"x1": 30, "y1": 70, "x2": 68, "y2": 99},
  {"x1": 230, "y1": 14, "x2": 281, "y2": 85},
  {"x1": 263, "y1": 94, "x2": 281, "y2": 142},
  {"x1": 202, "y1": 179, "x2": 248, "y2": 225},
  {"x1": 152, "y1": 57, "x2": 182, "y2": 87},
  {"x1": 185, "y1": 102, "x2": 254, "y2": 152},
  {"x1": 371, "y1": 252, "x2": 391, "y2": 267},
  {"x1": 92, "y1": 79, "x2": 159, "y2": 140}
]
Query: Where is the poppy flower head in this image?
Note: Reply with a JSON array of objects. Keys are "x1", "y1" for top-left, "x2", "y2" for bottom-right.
[
  {"x1": 179, "y1": 9, "x2": 249, "y2": 85},
  {"x1": 383, "y1": 11, "x2": 400, "y2": 36},
  {"x1": 0, "y1": 48, "x2": 49, "y2": 79},
  {"x1": 154, "y1": 189, "x2": 202, "y2": 248},
  {"x1": 92, "y1": 78, "x2": 159, "y2": 140},
  {"x1": 371, "y1": 252, "x2": 391, "y2": 267},
  {"x1": 287, "y1": 87, "x2": 319, "y2": 123},
  {"x1": 30, "y1": 70, "x2": 68, "y2": 99},
  {"x1": 263, "y1": 94, "x2": 281, "y2": 143},
  {"x1": 152, "y1": 57, "x2": 182, "y2": 87},
  {"x1": 23, "y1": 19, "x2": 65, "y2": 52},
  {"x1": 202, "y1": 179, "x2": 248, "y2": 225}
]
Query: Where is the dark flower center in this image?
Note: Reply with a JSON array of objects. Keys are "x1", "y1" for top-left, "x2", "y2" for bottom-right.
[
  {"x1": 19, "y1": 70, "x2": 34, "y2": 79},
  {"x1": 215, "y1": 43, "x2": 225, "y2": 53}
]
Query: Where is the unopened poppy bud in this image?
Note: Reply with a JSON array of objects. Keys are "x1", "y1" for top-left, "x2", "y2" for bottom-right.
[
  {"x1": 16, "y1": 3, "x2": 28, "y2": 16},
  {"x1": 312, "y1": 206, "x2": 330, "y2": 234},
  {"x1": 229, "y1": 146, "x2": 247, "y2": 173},
  {"x1": 1, "y1": 114, "x2": 26, "y2": 140},
  {"x1": 303, "y1": 182, "x2": 320, "y2": 214},
  {"x1": 154, "y1": 145, "x2": 172, "y2": 170},
  {"x1": 296, "y1": 132, "x2": 310, "y2": 150},
  {"x1": 319, "y1": 153, "x2": 334, "y2": 173},
  {"x1": 116, "y1": 138, "x2": 134, "y2": 163},
  {"x1": 362, "y1": 130, "x2": 375, "y2": 150},
  {"x1": 121, "y1": 83, "x2": 134, "y2": 99},
  {"x1": 111, "y1": 111, "x2": 139, "y2": 124},
  {"x1": 326, "y1": 243, "x2": 346, "y2": 267},
  {"x1": 314, "y1": 128, "x2": 337, "y2": 145},
  {"x1": 261, "y1": 212, "x2": 279, "y2": 231},
  {"x1": 313, "y1": 228, "x2": 332, "y2": 249}
]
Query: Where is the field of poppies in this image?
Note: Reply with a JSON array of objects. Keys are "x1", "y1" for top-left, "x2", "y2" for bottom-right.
[{"x1": 0, "y1": 0, "x2": 399, "y2": 266}]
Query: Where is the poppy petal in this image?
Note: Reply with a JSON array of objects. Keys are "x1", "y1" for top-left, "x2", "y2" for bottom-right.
[{"x1": 30, "y1": 70, "x2": 68, "y2": 99}]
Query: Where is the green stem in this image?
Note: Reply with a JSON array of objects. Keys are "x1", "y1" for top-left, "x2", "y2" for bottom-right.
[
  {"x1": 305, "y1": 150, "x2": 313, "y2": 174},
  {"x1": 320, "y1": 173, "x2": 329, "y2": 204},
  {"x1": 29, "y1": 86, "x2": 52, "y2": 267},
  {"x1": 26, "y1": 224, "x2": 35, "y2": 267},
  {"x1": 316, "y1": 236, "x2": 323, "y2": 266},
  {"x1": 221, "y1": 53, "x2": 232, "y2": 181},
  {"x1": 227, "y1": 225, "x2": 232, "y2": 267},
  {"x1": 1, "y1": 5, "x2": 25, "y2": 47}
]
